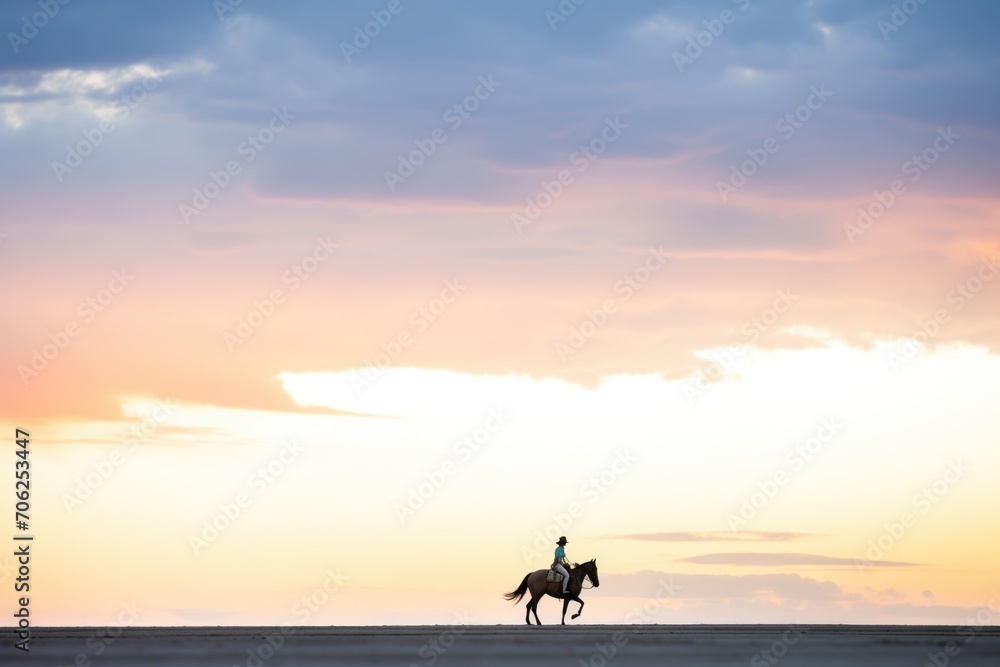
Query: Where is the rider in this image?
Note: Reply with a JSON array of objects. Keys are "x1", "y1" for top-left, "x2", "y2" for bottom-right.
[{"x1": 553, "y1": 536, "x2": 571, "y2": 596}]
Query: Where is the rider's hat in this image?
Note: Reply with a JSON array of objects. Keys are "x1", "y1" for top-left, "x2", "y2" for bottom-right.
[{"x1": 557, "y1": 536, "x2": 568, "y2": 545}]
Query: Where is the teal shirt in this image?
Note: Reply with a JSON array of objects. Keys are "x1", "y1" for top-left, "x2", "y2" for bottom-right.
[{"x1": 554, "y1": 546, "x2": 566, "y2": 560}]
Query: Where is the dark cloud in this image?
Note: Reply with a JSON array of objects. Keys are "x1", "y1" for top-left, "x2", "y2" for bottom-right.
[
  {"x1": 0, "y1": 0, "x2": 219, "y2": 72},
  {"x1": 0, "y1": 0, "x2": 997, "y2": 280}
]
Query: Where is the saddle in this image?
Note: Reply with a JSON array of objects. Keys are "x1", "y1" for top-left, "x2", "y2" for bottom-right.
[{"x1": 546, "y1": 567, "x2": 564, "y2": 583}]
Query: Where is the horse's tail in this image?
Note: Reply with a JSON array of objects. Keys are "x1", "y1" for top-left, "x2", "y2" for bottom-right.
[{"x1": 503, "y1": 573, "x2": 530, "y2": 603}]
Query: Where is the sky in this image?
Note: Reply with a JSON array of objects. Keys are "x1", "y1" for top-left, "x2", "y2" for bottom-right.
[{"x1": 1, "y1": 0, "x2": 999, "y2": 628}]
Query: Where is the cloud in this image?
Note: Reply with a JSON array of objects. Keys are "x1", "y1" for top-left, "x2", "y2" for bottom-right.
[
  {"x1": 0, "y1": 0, "x2": 222, "y2": 73},
  {"x1": 611, "y1": 531, "x2": 817, "y2": 542},
  {"x1": 602, "y1": 569, "x2": 853, "y2": 602},
  {"x1": 590, "y1": 570, "x2": 990, "y2": 624},
  {"x1": 0, "y1": 63, "x2": 170, "y2": 128},
  {"x1": 865, "y1": 586, "x2": 907, "y2": 603},
  {"x1": 677, "y1": 552, "x2": 919, "y2": 568},
  {"x1": 5, "y1": 0, "x2": 998, "y2": 207},
  {"x1": 181, "y1": 230, "x2": 266, "y2": 255}
]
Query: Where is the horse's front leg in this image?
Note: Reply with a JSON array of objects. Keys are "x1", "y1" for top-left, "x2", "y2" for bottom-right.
[
  {"x1": 571, "y1": 597, "x2": 585, "y2": 620},
  {"x1": 561, "y1": 597, "x2": 570, "y2": 625}
]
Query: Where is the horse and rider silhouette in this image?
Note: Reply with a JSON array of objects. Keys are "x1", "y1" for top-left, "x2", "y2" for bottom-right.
[{"x1": 503, "y1": 536, "x2": 600, "y2": 625}]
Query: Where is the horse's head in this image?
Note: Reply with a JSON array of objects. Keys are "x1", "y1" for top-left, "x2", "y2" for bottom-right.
[{"x1": 584, "y1": 558, "x2": 600, "y2": 587}]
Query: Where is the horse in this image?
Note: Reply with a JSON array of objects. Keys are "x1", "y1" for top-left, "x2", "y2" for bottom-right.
[{"x1": 503, "y1": 559, "x2": 600, "y2": 625}]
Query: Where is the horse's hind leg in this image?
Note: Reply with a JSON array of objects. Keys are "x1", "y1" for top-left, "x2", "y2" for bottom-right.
[
  {"x1": 524, "y1": 598, "x2": 533, "y2": 625},
  {"x1": 531, "y1": 595, "x2": 543, "y2": 625}
]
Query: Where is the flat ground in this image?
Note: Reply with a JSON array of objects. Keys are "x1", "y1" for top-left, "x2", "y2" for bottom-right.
[{"x1": 3, "y1": 625, "x2": 1000, "y2": 665}]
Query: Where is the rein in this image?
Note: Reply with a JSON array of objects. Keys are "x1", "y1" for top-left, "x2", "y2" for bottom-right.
[{"x1": 574, "y1": 564, "x2": 597, "y2": 589}]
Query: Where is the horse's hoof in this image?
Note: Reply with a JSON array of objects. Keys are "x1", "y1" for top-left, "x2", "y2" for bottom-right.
[{"x1": 571, "y1": 614, "x2": 580, "y2": 619}]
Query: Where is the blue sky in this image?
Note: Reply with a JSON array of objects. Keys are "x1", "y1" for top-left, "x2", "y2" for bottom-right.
[{"x1": 2, "y1": 0, "x2": 998, "y2": 208}]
